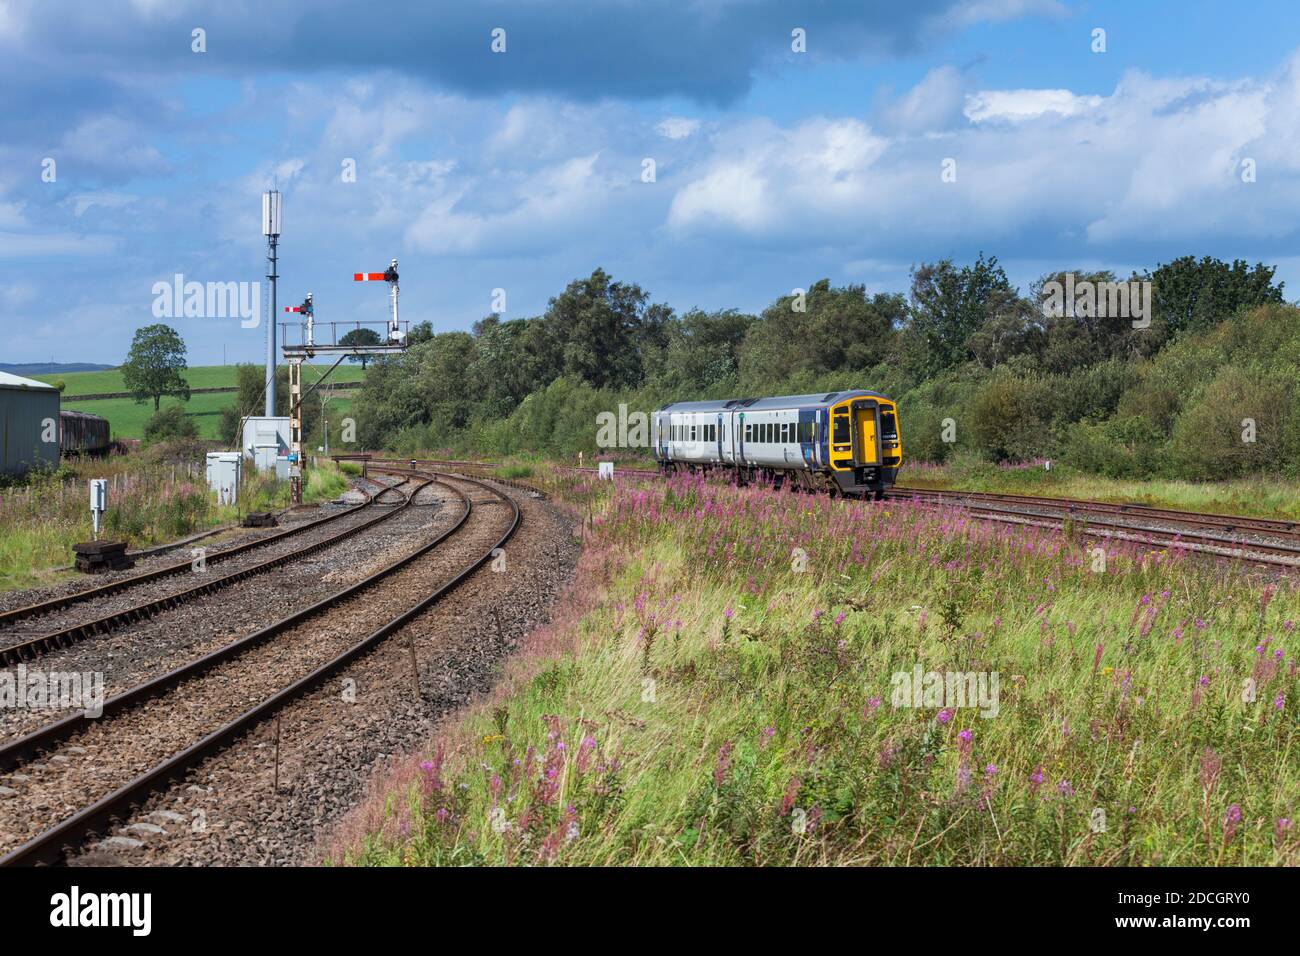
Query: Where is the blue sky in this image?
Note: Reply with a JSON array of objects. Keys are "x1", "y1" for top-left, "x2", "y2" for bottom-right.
[{"x1": 2, "y1": 0, "x2": 1299, "y2": 365}]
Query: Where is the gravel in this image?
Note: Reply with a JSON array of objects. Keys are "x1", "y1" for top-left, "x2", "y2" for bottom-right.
[{"x1": 0, "y1": 474, "x2": 579, "y2": 866}]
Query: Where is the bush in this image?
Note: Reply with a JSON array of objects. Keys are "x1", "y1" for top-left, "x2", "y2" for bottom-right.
[
  {"x1": 1063, "y1": 416, "x2": 1165, "y2": 478},
  {"x1": 968, "y1": 373, "x2": 1054, "y2": 462},
  {"x1": 1169, "y1": 365, "x2": 1300, "y2": 479},
  {"x1": 900, "y1": 403, "x2": 953, "y2": 464},
  {"x1": 144, "y1": 405, "x2": 198, "y2": 444}
]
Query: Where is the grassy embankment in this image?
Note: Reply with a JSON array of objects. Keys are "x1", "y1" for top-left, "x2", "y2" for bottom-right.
[
  {"x1": 898, "y1": 457, "x2": 1300, "y2": 520},
  {"x1": 34, "y1": 365, "x2": 364, "y2": 440},
  {"x1": 333, "y1": 467, "x2": 1299, "y2": 866},
  {"x1": 0, "y1": 454, "x2": 350, "y2": 592}
]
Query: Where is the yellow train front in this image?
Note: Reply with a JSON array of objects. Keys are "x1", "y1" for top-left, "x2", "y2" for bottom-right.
[{"x1": 651, "y1": 390, "x2": 903, "y2": 499}]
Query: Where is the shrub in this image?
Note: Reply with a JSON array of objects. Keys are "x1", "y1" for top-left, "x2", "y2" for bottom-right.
[
  {"x1": 1063, "y1": 416, "x2": 1165, "y2": 478},
  {"x1": 144, "y1": 405, "x2": 198, "y2": 444},
  {"x1": 969, "y1": 373, "x2": 1053, "y2": 462},
  {"x1": 1169, "y1": 365, "x2": 1300, "y2": 479}
]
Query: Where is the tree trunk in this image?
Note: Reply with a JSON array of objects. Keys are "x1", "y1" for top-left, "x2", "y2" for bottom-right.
[{"x1": 154, "y1": 394, "x2": 161, "y2": 411}]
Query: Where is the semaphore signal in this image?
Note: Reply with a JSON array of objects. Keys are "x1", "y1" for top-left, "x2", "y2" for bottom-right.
[{"x1": 353, "y1": 259, "x2": 402, "y2": 341}]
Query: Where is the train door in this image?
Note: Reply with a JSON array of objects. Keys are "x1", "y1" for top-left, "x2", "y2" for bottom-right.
[
  {"x1": 851, "y1": 399, "x2": 881, "y2": 467},
  {"x1": 716, "y1": 413, "x2": 724, "y2": 462},
  {"x1": 830, "y1": 407, "x2": 854, "y2": 471}
]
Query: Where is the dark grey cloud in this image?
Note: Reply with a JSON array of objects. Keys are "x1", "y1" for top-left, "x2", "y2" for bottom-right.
[{"x1": 3, "y1": 0, "x2": 966, "y2": 105}]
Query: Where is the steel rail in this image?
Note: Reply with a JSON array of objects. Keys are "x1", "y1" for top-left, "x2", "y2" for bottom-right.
[
  {"x1": 0, "y1": 468, "x2": 521, "y2": 866},
  {"x1": 0, "y1": 479, "x2": 413, "y2": 666},
  {"x1": 891, "y1": 491, "x2": 1300, "y2": 569},
  {"x1": 887, "y1": 487, "x2": 1300, "y2": 538},
  {"x1": 0, "y1": 476, "x2": 403, "y2": 631}
]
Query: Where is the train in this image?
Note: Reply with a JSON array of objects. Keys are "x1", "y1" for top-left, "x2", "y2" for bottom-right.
[
  {"x1": 59, "y1": 410, "x2": 112, "y2": 456},
  {"x1": 651, "y1": 390, "x2": 903, "y2": 499}
]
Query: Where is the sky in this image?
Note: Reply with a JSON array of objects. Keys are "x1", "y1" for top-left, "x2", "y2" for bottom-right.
[{"x1": 2, "y1": 0, "x2": 1300, "y2": 365}]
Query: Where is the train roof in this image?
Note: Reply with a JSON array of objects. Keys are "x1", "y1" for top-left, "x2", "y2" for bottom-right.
[
  {"x1": 60, "y1": 409, "x2": 108, "y2": 421},
  {"x1": 655, "y1": 390, "x2": 893, "y2": 414}
]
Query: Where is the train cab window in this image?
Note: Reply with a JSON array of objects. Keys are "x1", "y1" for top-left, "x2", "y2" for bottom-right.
[
  {"x1": 880, "y1": 409, "x2": 898, "y2": 441},
  {"x1": 833, "y1": 416, "x2": 849, "y2": 444}
]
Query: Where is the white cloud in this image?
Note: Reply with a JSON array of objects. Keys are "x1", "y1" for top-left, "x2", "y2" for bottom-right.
[
  {"x1": 964, "y1": 89, "x2": 1103, "y2": 123},
  {"x1": 668, "y1": 118, "x2": 888, "y2": 235},
  {"x1": 666, "y1": 53, "x2": 1300, "y2": 250},
  {"x1": 881, "y1": 66, "x2": 968, "y2": 133},
  {"x1": 405, "y1": 153, "x2": 607, "y2": 255},
  {"x1": 65, "y1": 192, "x2": 138, "y2": 217}
]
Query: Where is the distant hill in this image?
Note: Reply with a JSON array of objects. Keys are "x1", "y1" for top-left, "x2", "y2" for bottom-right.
[{"x1": 0, "y1": 362, "x2": 115, "y2": 376}]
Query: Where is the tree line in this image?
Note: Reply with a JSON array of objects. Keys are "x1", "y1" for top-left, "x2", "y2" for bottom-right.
[{"x1": 351, "y1": 255, "x2": 1297, "y2": 480}]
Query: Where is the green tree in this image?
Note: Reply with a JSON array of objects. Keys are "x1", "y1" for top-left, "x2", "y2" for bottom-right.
[
  {"x1": 739, "y1": 281, "x2": 902, "y2": 389},
  {"x1": 122, "y1": 324, "x2": 190, "y2": 411},
  {"x1": 907, "y1": 254, "x2": 1016, "y2": 376},
  {"x1": 339, "y1": 327, "x2": 383, "y2": 368},
  {"x1": 1147, "y1": 256, "x2": 1284, "y2": 338},
  {"x1": 546, "y1": 268, "x2": 657, "y2": 389}
]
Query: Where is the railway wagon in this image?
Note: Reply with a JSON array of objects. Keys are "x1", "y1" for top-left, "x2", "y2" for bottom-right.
[
  {"x1": 59, "y1": 410, "x2": 111, "y2": 456},
  {"x1": 651, "y1": 390, "x2": 902, "y2": 499}
]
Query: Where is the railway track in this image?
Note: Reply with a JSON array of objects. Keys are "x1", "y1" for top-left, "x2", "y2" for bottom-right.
[
  {"x1": 340, "y1": 454, "x2": 1299, "y2": 570},
  {"x1": 0, "y1": 476, "x2": 412, "y2": 666},
  {"x1": 0, "y1": 473, "x2": 402, "y2": 635},
  {"x1": 0, "y1": 466, "x2": 521, "y2": 866},
  {"x1": 886, "y1": 487, "x2": 1300, "y2": 569}
]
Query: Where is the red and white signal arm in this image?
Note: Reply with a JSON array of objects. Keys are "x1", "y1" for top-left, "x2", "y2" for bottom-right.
[{"x1": 353, "y1": 272, "x2": 387, "y2": 282}]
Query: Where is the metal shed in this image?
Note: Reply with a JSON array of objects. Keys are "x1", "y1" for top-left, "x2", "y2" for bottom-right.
[{"x1": 0, "y1": 371, "x2": 60, "y2": 475}]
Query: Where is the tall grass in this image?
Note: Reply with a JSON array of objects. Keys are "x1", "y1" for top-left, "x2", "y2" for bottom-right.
[
  {"x1": 333, "y1": 471, "x2": 1299, "y2": 867},
  {"x1": 0, "y1": 456, "x2": 351, "y2": 591}
]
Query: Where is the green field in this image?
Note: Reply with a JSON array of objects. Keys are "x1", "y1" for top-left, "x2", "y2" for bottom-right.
[
  {"x1": 44, "y1": 364, "x2": 362, "y2": 440},
  {"x1": 33, "y1": 363, "x2": 367, "y2": 397},
  {"x1": 60, "y1": 393, "x2": 355, "y2": 441}
]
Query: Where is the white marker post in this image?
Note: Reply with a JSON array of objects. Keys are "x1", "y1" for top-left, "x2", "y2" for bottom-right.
[
  {"x1": 89, "y1": 479, "x2": 107, "y2": 539},
  {"x1": 598, "y1": 462, "x2": 614, "y2": 481}
]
